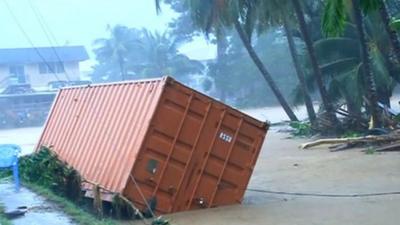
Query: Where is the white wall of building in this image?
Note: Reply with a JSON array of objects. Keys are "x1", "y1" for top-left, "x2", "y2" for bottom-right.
[{"x1": 0, "y1": 61, "x2": 81, "y2": 89}]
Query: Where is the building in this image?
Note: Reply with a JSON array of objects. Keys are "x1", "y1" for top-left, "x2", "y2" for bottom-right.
[{"x1": 0, "y1": 46, "x2": 89, "y2": 90}]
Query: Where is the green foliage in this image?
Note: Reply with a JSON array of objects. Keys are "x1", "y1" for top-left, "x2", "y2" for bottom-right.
[
  {"x1": 152, "y1": 216, "x2": 170, "y2": 225},
  {"x1": 24, "y1": 183, "x2": 115, "y2": 225},
  {"x1": 290, "y1": 121, "x2": 313, "y2": 136},
  {"x1": 207, "y1": 29, "x2": 299, "y2": 108},
  {"x1": 18, "y1": 148, "x2": 118, "y2": 224},
  {"x1": 391, "y1": 19, "x2": 400, "y2": 31},
  {"x1": 365, "y1": 146, "x2": 377, "y2": 154},
  {"x1": 0, "y1": 203, "x2": 11, "y2": 225},
  {"x1": 19, "y1": 146, "x2": 82, "y2": 202},
  {"x1": 294, "y1": 19, "x2": 395, "y2": 116},
  {"x1": 360, "y1": 0, "x2": 382, "y2": 13},
  {"x1": 0, "y1": 170, "x2": 11, "y2": 180},
  {"x1": 92, "y1": 26, "x2": 204, "y2": 83},
  {"x1": 322, "y1": 0, "x2": 348, "y2": 36},
  {"x1": 340, "y1": 131, "x2": 363, "y2": 138}
]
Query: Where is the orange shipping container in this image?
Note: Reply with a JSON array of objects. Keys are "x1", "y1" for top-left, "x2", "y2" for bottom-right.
[{"x1": 37, "y1": 76, "x2": 269, "y2": 214}]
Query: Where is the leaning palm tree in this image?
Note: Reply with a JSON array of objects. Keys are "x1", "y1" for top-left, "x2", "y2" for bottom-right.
[
  {"x1": 323, "y1": 0, "x2": 382, "y2": 128},
  {"x1": 156, "y1": 0, "x2": 299, "y2": 122},
  {"x1": 256, "y1": 0, "x2": 317, "y2": 124},
  {"x1": 291, "y1": 0, "x2": 340, "y2": 129},
  {"x1": 298, "y1": 24, "x2": 395, "y2": 117}
]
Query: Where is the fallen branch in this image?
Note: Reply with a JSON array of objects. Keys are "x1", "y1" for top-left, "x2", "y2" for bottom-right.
[
  {"x1": 300, "y1": 134, "x2": 400, "y2": 149},
  {"x1": 372, "y1": 142, "x2": 400, "y2": 152}
]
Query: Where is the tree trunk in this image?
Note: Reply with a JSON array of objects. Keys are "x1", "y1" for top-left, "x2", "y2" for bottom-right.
[
  {"x1": 352, "y1": 0, "x2": 382, "y2": 128},
  {"x1": 291, "y1": 0, "x2": 339, "y2": 129},
  {"x1": 216, "y1": 30, "x2": 228, "y2": 103},
  {"x1": 118, "y1": 53, "x2": 126, "y2": 81},
  {"x1": 234, "y1": 20, "x2": 299, "y2": 122},
  {"x1": 283, "y1": 18, "x2": 317, "y2": 124},
  {"x1": 384, "y1": 54, "x2": 400, "y2": 84},
  {"x1": 379, "y1": 0, "x2": 400, "y2": 62}
]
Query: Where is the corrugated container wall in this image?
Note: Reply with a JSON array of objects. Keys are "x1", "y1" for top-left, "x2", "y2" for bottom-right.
[{"x1": 37, "y1": 76, "x2": 269, "y2": 214}]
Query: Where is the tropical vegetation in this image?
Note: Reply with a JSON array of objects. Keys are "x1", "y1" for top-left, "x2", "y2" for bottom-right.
[{"x1": 91, "y1": 0, "x2": 400, "y2": 133}]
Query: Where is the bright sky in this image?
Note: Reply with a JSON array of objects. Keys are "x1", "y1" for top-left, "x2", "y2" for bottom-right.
[{"x1": 0, "y1": 0, "x2": 216, "y2": 71}]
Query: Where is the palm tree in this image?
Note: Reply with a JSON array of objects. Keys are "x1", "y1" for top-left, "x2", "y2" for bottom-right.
[
  {"x1": 93, "y1": 25, "x2": 135, "y2": 81},
  {"x1": 156, "y1": 0, "x2": 299, "y2": 121},
  {"x1": 254, "y1": 0, "x2": 316, "y2": 123},
  {"x1": 322, "y1": 0, "x2": 382, "y2": 128},
  {"x1": 378, "y1": 0, "x2": 400, "y2": 61},
  {"x1": 291, "y1": 0, "x2": 340, "y2": 129},
  {"x1": 233, "y1": 20, "x2": 298, "y2": 121},
  {"x1": 303, "y1": 23, "x2": 395, "y2": 116},
  {"x1": 93, "y1": 27, "x2": 204, "y2": 82},
  {"x1": 282, "y1": 18, "x2": 317, "y2": 123},
  {"x1": 130, "y1": 29, "x2": 204, "y2": 80}
]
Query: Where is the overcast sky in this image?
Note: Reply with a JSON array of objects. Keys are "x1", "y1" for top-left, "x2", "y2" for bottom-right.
[{"x1": 0, "y1": 0, "x2": 216, "y2": 70}]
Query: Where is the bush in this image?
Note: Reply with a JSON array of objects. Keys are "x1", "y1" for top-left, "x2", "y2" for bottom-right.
[
  {"x1": 19, "y1": 146, "x2": 82, "y2": 202},
  {"x1": 289, "y1": 121, "x2": 313, "y2": 137}
]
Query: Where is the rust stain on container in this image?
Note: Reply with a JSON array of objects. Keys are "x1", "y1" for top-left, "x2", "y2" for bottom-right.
[{"x1": 37, "y1": 76, "x2": 269, "y2": 214}]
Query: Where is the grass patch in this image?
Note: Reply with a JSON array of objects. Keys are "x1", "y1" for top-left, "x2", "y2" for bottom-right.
[
  {"x1": 14, "y1": 147, "x2": 170, "y2": 225},
  {"x1": 290, "y1": 121, "x2": 313, "y2": 137},
  {"x1": 365, "y1": 147, "x2": 377, "y2": 155},
  {"x1": 340, "y1": 131, "x2": 363, "y2": 138},
  {"x1": 0, "y1": 203, "x2": 11, "y2": 225},
  {"x1": 23, "y1": 182, "x2": 116, "y2": 225},
  {"x1": 16, "y1": 147, "x2": 118, "y2": 225}
]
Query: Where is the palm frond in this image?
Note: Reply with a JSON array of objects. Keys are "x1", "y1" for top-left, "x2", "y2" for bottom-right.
[
  {"x1": 320, "y1": 57, "x2": 359, "y2": 75},
  {"x1": 322, "y1": 0, "x2": 347, "y2": 36},
  {"x1": 360, "y1": 0, "x2": 382, "y2": 13},
  {"x1": 313, "y1": 37, "x2": 360, "y2": 63},
  {"x1": 390, "y1": 19, "x2": 400, "y2": 31}
]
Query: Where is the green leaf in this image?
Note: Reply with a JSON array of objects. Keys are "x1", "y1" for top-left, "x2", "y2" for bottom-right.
[
  {"x1": 314, "y1": 37, "x2": 360, "y2": 63},
  {"x1": 320, "y1": 57, "x2": 359, "y2": 75},
  {"x1": 322, "y1": 0, "x2": 347, "y2": 37},
  {"x1": 390, "y1": 19, "x2": 400, "y2": 31},
  {"x1": 360, "y1": 0, "x2": 382, "y2": 13}
]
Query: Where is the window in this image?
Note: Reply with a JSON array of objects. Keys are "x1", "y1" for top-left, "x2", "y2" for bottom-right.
[
  {"x1": 39, "y1": 62, "x2": 65, "y2": 74},
  {"x1": 9, "y1": 65, "x2": 24, "y2": 77}
]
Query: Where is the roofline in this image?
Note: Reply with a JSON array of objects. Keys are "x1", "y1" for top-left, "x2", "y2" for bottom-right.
[
  {"x1": 61, "y1": 75, "x2": 269, "y2": 128},
  {"x1": 61, "y1": 76, "x2": 171, "y2": 90},
  {"x1": 0, "y1": 45, "x2": 86, "y2": 51}
]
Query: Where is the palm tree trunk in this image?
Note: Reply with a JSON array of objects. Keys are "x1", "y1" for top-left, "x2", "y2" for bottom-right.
[
  {"x1": 234, "y1": 20, "x2": 299, "y2": 122},
  {"x1": 379, "y1": 0, "x2": 400, "y2": 62},
  {"x1": 118, "y1": 53, "x2": 126, "y2": 81},
  {"x1": 216, "y1": 30, "x2": 228, "y2": 103},
  {"x1": 291, "y1": 0, "x2": 339, "y2": 128},
  {"x1": 283, "y1": 18, "x2": 317, "y2": 124},
  {"x1": 352, "y1": 0, "x2": 382, "y2": 128}
]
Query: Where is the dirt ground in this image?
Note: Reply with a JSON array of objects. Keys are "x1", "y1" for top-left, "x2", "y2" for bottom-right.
[{"x1": 165, "y1": 132, "x2": 400, "y2": 225}]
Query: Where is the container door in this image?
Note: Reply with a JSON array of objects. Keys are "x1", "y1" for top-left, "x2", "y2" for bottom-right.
[
  {"x1": 179, "y1": 109, "x2": 264, "y2": 211},
  {"x1": 172, "y1": 105, "x2": 224, "y2": 212},
  {"x1": 128, "y1": 88, "x2": 215, "y2": 214}
]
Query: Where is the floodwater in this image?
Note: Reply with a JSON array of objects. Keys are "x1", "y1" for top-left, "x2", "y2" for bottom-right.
[
  {"x1": 0, "y1": 105, "x2": 303, "y2": 155},
  {"x1": 0, "y1": 126, "x2": 44, "y2": 155},
  {"x1": 0, "y1": 182, "x2": 75, "y2": 225}
]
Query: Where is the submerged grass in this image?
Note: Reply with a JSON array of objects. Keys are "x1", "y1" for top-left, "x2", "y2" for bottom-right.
[{"x1": 15, "y1": 147, "x2": 118, "y2": 225}]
